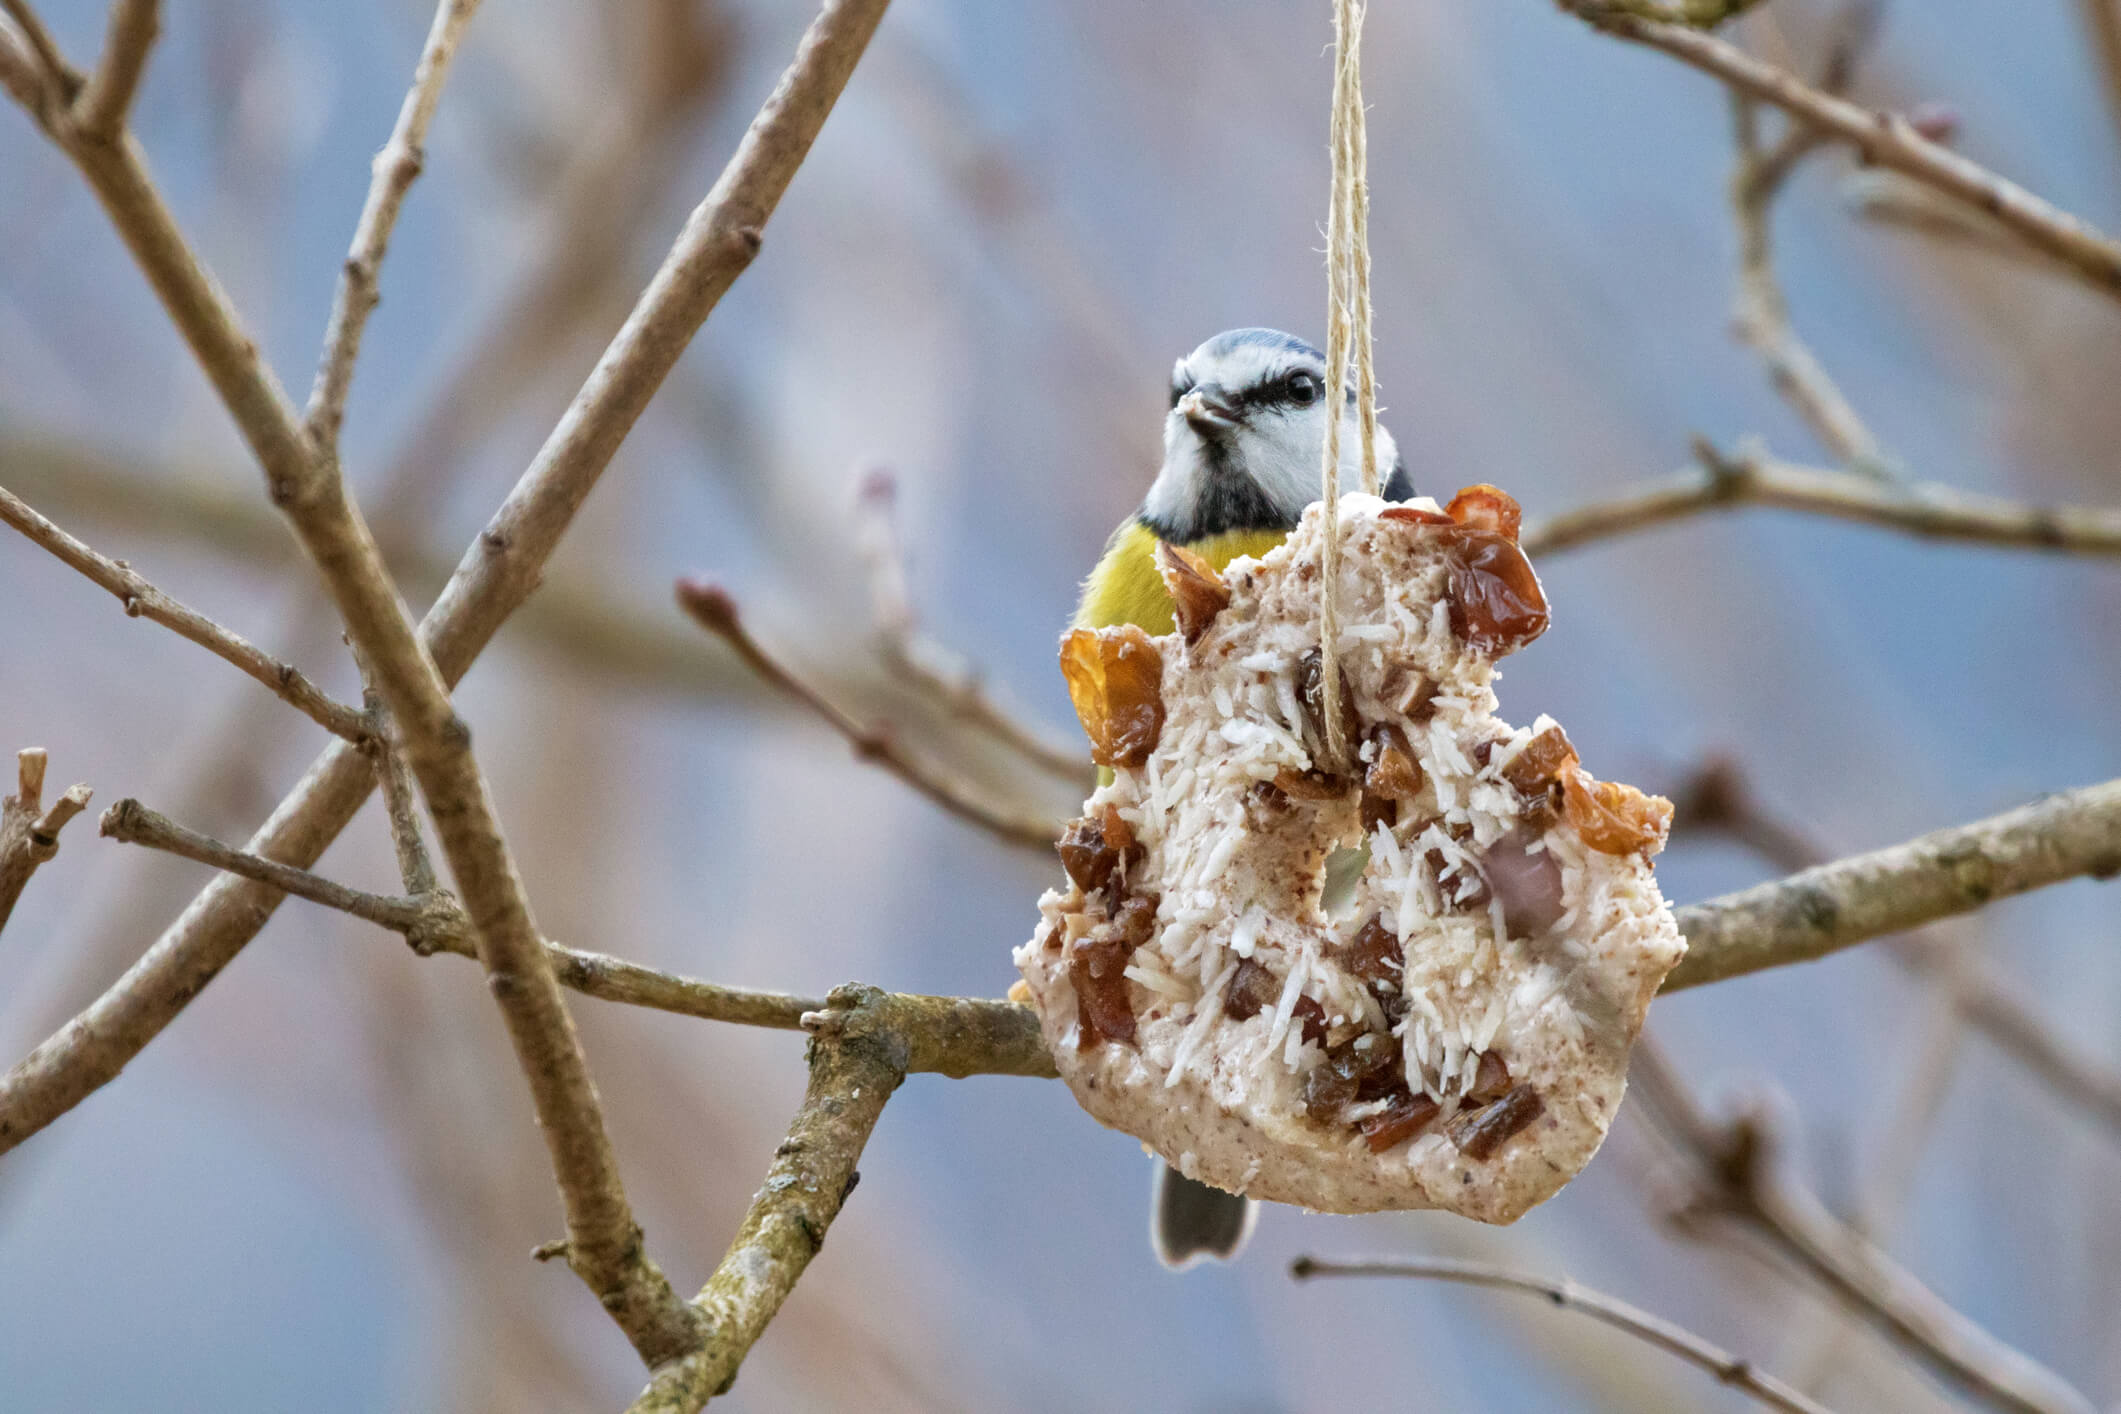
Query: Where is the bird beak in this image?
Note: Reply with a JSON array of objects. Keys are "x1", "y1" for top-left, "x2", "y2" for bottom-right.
[{"x1": 1177, "y1": 385, "x2": 1242, "y2": 434}]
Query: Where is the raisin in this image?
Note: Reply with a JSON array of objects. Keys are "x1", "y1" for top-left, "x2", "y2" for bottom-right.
[
  {"x1": 1304, "y1": 1034, "x2": 1401, "y2": 1122},
  {"x1": 1297, "y1": 647, "x2": 1360, "y2": 764},
  {"x1": 1484, "y1": 827, "x2": 1565, "y2": 939},
  {"x1": 1100, "y1": 804, "x2": 1136, "y2": 855},
  {"x1": 1059, "y1": 625, "x2": 1165, "y2": 767},
  {"x1": 1467, "y1": 1051, "x2": 1512, "y2": 1104},
  {"x1": 1070, "y1": 895, "x2": 1157, "y2": 1051},
  {"x1": 1154, "y1": 540, "x2": 1232, "y2": 644},
  {"x1": 1224, "y1": 957, "x2": 1278, "y2": 1022},
  {"x1": 1446, "y1": 483, "x2": 1524, "y2": 542},
  {"x1": 1341, "y1": 914, "x2": 1403, "y2": 989},
  {"x1": 1444, "y1": 531, "x2": 1549, "y2": 657},
  {"x1": 1562, "y1": 767, "x2": 1673, "y2": 856},
  {"x1": 1361, "y1": 1091, "x2": 1443, "y2": 1152},
  {"x1": 1360, "y1": 791, "x2": 1398, "y2": 831},
  {"x1": 1056, "y1": 816, "x2": 1119, "y2": 894},
  {"x1": 1448, "y1": 1084, "x2": 1544, "y2": 1159},
  {"x1": 1502, "y1": 725, "x2": 1578, "y2": 797},
  {"x1": 1303, "y1": 1062, "x2": 1359, "y2": 1122}
]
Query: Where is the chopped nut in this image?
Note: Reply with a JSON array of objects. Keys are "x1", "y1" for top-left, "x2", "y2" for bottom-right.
[
  {"x1": 1444, "y1": 532, "x2": 1549, "y2": 657},
  {"x1": 1467, "y1": 1051, "x2": 1512, "y2": 1104},
  {"x1": 1448, "y1": 1084, "x2": 1544, "y2": 1159},
  {"x1": 1272, "y1": 765, "x2": 1344, "y2": 801},
  {"x1": 1361, "y1": 1091, "x2": 1442, "y2": 1152},
  {"x1": 1155, "y1": 540, "x2": 1232, "y2": 643},
  {"x1": 1501, "y1": 725, "x2": 1578, "y2": 796},
  {"x1": 1363, "y1": 724, "x2": 1424, "y2": 801},
  {"x1": 1297, "y1": 646, "x2": 1360, "y2": 765},
  {"x1": 1059, "y1": 625, "x2": 1166, "y2": 768},
  {"x1": 1379, "y1": 505, "x2": 1453, "y2": 527},
  {"x1": 1224, "y1": 957, "x2": 1278, "y2": 1022},
  {"x1": 1562, "y1": 767, "x2": 1673, "y2": 856},
  {"x1": 1446, "y1": 483, "x2": 1524, "y2": 542}
]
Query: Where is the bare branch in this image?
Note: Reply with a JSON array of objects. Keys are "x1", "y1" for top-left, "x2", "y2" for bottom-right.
[
  {"x1": 1626, "y1": 1056, "x2": 2096, "y2": 1414},
  {"x1": 71, "y1": 0, "x2": 157, "y2": 139},
  {"x1": 1557, "y1": 1, "x2": 2121, "y2": 294},
  {"x1": 1727, "y1": 95, "x2": 1889, "y2": 476},
  {"x1": 2075, "y1": 0, "x2": 2121, "y2": 147},
  {"x1": 677, "y1": 578, "x2": 1062, "y2": 849},
  {"x1": 854, "y1": 467, "x2": 1092, "y2": 782},
  {"x1": 97, "y1": 796, "x2": 1053, "y2": 1073},
  {"x1": 1291, "y1": 1255, "x2": 1835, "y2": 1414},
  {"x1": 1587, "y1": 0, "x2": 1765, "y2": 21},
  {"x1": 0, "y1": 0, "x2": 75, "y2": 95},
  {"x1": 0, "y1": 482, "x2": 370, "y2": 740},
  {"x1": 1673, "y1": 763, "x2": 2121, "y2": 1143},
  {"x1": 0, "y1": 749, "x2": 92, "y2": 933},
  {"x1": 0, "y1": 0, "x2": 890, "y2": 1227},
  {"x1": 306, "y1": 0, "x2": 484, "y2": 450},
  {"x1": 625, "y1": 986, "x2": 906, "y2": 1414},
  {"x1": 1520, "y1": 446, "x2": 2121, "y2": 558},
  {"x1": 1666, "y1": 776, "x2": 2121, "y2": 991}
]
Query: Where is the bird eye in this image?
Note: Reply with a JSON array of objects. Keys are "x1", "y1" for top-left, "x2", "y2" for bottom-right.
[{"x1": 1286, "y1": 372, "x2": 1321, "y2": 406}]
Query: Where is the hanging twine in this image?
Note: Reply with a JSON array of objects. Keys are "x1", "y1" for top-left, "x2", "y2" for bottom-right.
[{"x1": 1316, "y1": 0, "x2": 1379, "y2": 776}]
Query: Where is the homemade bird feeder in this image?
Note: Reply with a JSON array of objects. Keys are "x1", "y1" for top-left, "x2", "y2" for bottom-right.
[{"x1": 1012, "y1": 2, "x2": 1687, "y2": 1223}]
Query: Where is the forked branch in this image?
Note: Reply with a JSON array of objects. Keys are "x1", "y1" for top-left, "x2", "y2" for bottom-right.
[{"x1": 0, "y1": 749, "x2": 92, "y2": 934}]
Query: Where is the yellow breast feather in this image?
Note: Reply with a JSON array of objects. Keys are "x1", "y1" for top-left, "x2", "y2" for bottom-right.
[{"x1": 1074, "y1": 520, "x2": 1290, "y2": 632}]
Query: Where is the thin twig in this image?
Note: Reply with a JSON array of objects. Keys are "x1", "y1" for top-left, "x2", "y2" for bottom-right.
[
  {"x1": 0, "y1": 0, "x2": 890, "y2": 1236},
  {"x1": 71, "y1": 0, "x2": 157, "y2": 139},
  {"x1": 0, "y1": 482, "x2": 370, "y2": 740},
  {"x1": 98, "y1": 796, "x2": 1054, "y2": 1071},
  {"x1": 854, "y1": 467, "x2": 1091, "y2": 782},
  {"x1": 0, "y1": 0, "x2": 702, "y2": 1368},
  {"x1": 0, "y1": 749, "x2": 91, "y2": 934},
  {"x1": 1666, "y1": 775, "x2": 2121, "y2": 990},
  {"x1": 1557, "y1": 0, "x2": 2121, "y2": 294},
  {"x1": 624, "y1": 986, "x2": 903, "y2": 1414},
  {"x1": 305, "y1": 0, "x2": 484, "y2": 450},
  {"x1": 1520, "y1": 446, "x2": 2121, "y2": 558},
  {"x1": 0, "y1": 0, "x2": 73, "y2": 94},
  {"x1": 2075, "y1": 0, "x2": 2121, "y2": 148},
  {"x1": 1291, "y1": 1255, "x2": 1835, "y2": 1414},
  {"x1": 1724, "y1": 12, "x2": 1892, "y2": 478},
  {"x1": 677, "y1": 578, "x2": 1062, "y2": 848},
  {"x1": 1838, "y1": 170, "x2": 2102, "y2": 290}
]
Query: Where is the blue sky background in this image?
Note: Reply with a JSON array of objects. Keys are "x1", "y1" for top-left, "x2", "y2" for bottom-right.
[{"x1": 2, "y1": 1, "x2": 2118, "y2": 1409}]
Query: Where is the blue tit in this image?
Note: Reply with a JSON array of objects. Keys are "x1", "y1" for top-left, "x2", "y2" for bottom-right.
[{"x1": 1070, "y1": 328, "x2": 1415, "y2": 1267}]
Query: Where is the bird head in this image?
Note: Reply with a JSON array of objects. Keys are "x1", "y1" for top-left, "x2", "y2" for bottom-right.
[{"x1": 1141, "y1": 328, "x2": 1408, "y2": 543}]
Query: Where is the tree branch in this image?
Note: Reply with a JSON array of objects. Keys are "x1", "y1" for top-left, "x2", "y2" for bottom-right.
[
  {"x1": 1627, "y1": 1049, "x2": 2094, "y2": 1414},
  {"x1": 853, "y1": 467, "x2": 1092, "y2": 783},
  {"x1": 96, "y1": 796, "x2": 1054, "y2": 1074},
  {"x1": 1556, "y1": 0, "x2": 2121, "y2": 294},
  {"x1": 624, "y1": 986, "x2": 905, "y2": 1414},
  {"x1": 71, "y1": 0, "x2": 156, "y2": 140},
  {"x1": 1520, "y1": 444, "x2": 2121, "y2": 558},
  {"x1": 0, "y1": 749, "x2": 92, "y2": 934},
  {"x1": 306, "y1": 0, "x2": 483, "y2": 450},
  {"x1": 0, "y1": 0, "x2": 890, "y2": 1217},
  {"x1": 1666, "y1": 776, "x2": 2121, "y2": 991},
  {"x1": 0, "y1": 482, "x2": 370, "y2": 740},
  {"x1": 676, "y1": 578, "x2": 1062, "y2": 849},
  {"x1": 1291, "y1": 1255, "x2": 1834, "y2": 1414}
]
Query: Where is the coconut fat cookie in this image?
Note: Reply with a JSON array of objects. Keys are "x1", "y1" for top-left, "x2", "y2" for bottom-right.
[{"x1": 1015, "y1": 487, "x2": 1685, "y2": 1224}]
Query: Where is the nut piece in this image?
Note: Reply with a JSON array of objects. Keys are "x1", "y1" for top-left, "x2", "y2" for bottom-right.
[
  {"x1": 1155, "y1": 541, "x2": 1232, "y2": 644},
  {"x1": 1446, "y1": 483, "x2": 1524, "y2": 542},
  {"x1": 1448, "y1": 1084, "x2": 1544, "y2": 1160},
  {"x1": 1562, "y1": 768, "x2": 1673, "y2": 856},
  {"x1": 1060, "y1": 626, "x2": 1166, "y2": 767}
]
